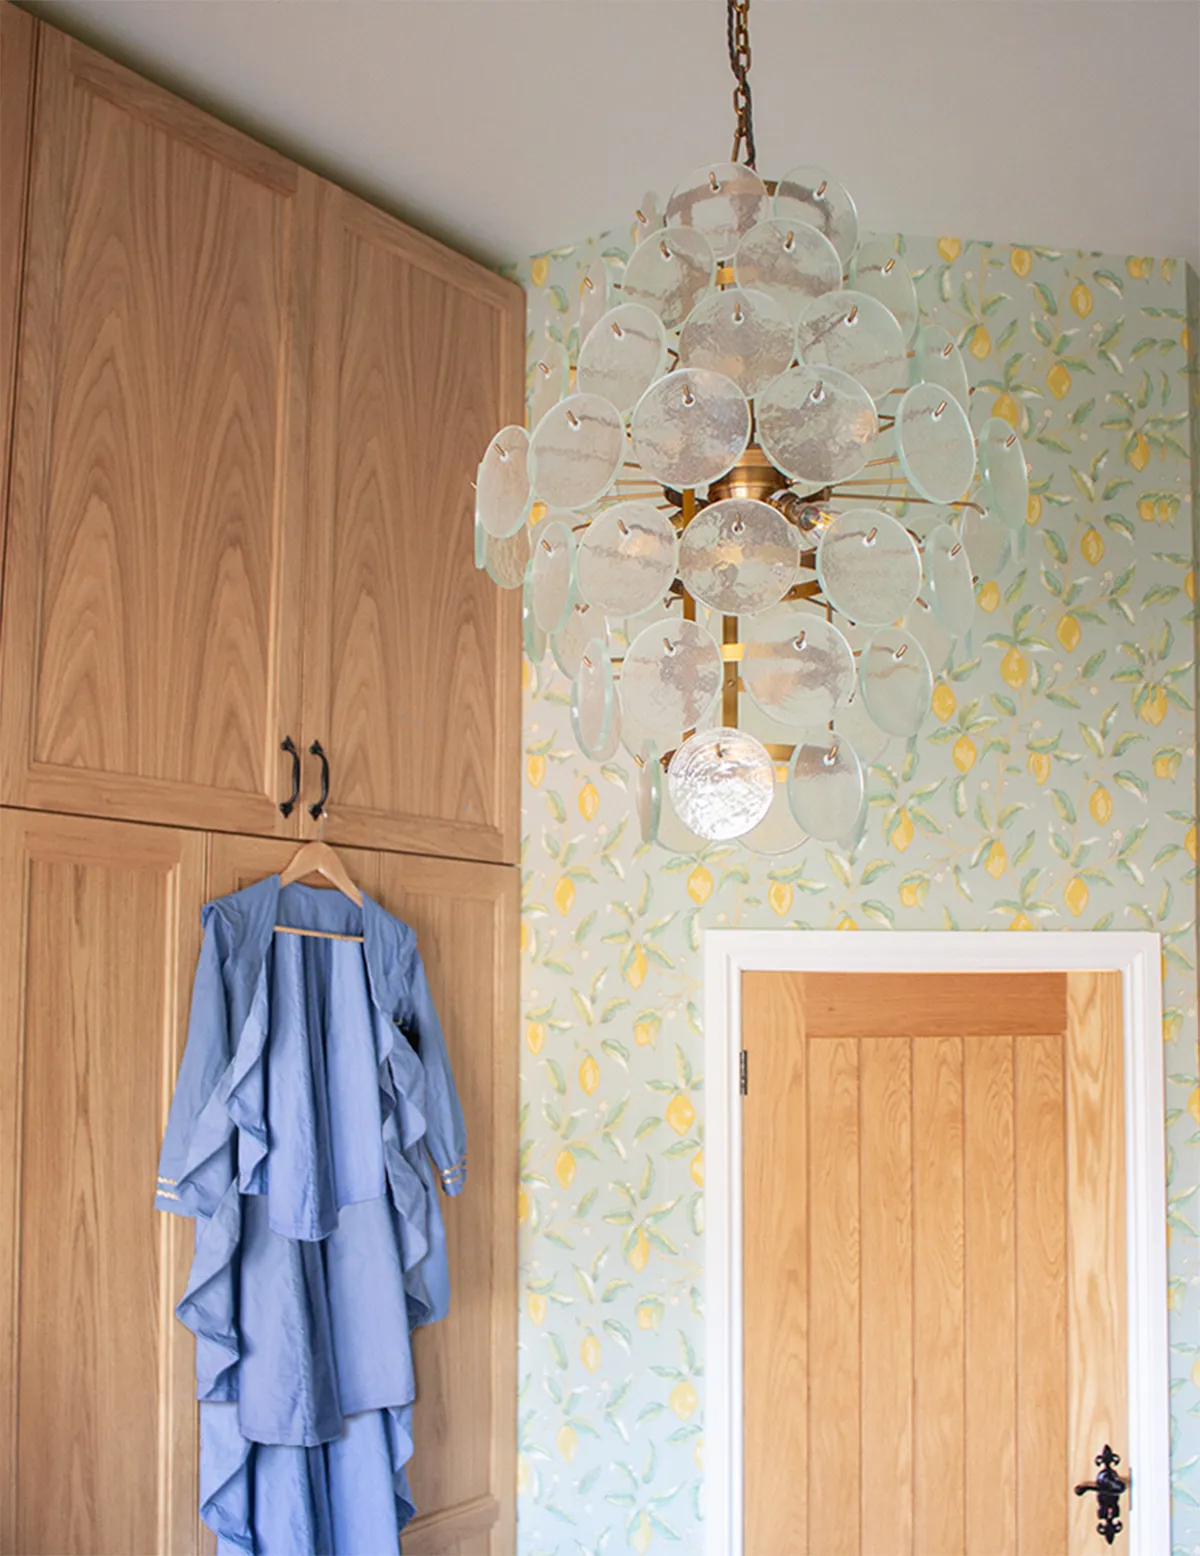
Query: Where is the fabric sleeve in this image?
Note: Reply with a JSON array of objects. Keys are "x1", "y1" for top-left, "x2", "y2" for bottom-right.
[{"x1": 404, "y1": 951, "x2": 467, "y2": 1197}]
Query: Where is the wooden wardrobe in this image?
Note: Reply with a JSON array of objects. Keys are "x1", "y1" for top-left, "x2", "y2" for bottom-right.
[{"x1": 0, "y1": 8, "x2": 523, "y2": 1553}]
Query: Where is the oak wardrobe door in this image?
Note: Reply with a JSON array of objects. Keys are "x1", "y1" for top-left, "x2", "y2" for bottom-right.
[
  {"x1": 0, "y1": 1, "x2": 36, "y2": 580},
  {"x1": 301, "y1": 182, "x2": 524, "y2": 865},
  {"x1": 0, "y1": 808, "x2": 206, "y2": 1554},
  {"x1": 0, "y1": 29, "x2": 312, "y2": 836}
]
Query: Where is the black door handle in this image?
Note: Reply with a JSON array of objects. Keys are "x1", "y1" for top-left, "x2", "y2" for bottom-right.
[
  {"x1": 1074, "y1": 1445, "x2": 1126, "y2": 1545},
  {"x1": 309, "y1": 740, "x2": 330, "y2": 821},
  {"x1": 279, "y1": 736, "x2": 301, "y2": 817}
]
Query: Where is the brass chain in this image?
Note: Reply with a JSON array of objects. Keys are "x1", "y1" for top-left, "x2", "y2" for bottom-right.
[{"x1": 727, "y1": 0, "x2": 756, "y2": 168}]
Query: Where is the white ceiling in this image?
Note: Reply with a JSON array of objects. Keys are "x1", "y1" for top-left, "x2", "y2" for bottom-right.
[{"x1": 24, "y1": 1, "x2": 1200, "y2": 270}]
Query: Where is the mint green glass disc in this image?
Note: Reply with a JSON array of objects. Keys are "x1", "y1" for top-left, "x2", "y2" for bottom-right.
[
  {"x1": 978, "y1": 418, "x2": 1030, "y2": 531},
  {"x1": 896, "y1": 382, "x2": 977, "y2": 504},
  {"x1": 756, "y1": 364, "x2": 878, "y2": 487},
  {"x1": 678, "y1": 286, "x2": 796, "y2": 398},
  {"x1": 522, "y1": 559, "x2": 546, "y2": 663},
  {"x1": 528, "y1": 393, "x2": 625, "y2": 509},
  {"x1": 816, "y1": 508, "x2": 921, "y2": 626},
  {"x1": 795, "y1": 289, "x2": 906, "y2": 405},
  {"x1": 860, "y1": 626, "x2": 932, "y2": 737},
  {"x1": 476, "y1": 424, "x2": 531, "y2": 538},
  {"x1": 787, "y1": 729, "x2": 864, "y2": 842},
  {"x1": 910, "y1": 323, "x2": 970, "y2": 413},
  {"x1": 666, "y1": 162, "x2": 770, "y2": 262},
  {"x1": 483, "y1": 523, "x2": 530, "y2": 590},
  {"x1": 621, "y1": 226, "x2": 716, "y2": 330},
  {"x1": 734, "y1": 219, "x2": 841, "y2": 323},
  {"x1": 531, "y1": 519, "x2": 577, "y2": 634},
  {"x1": 774, "y1": 166, "x2": 859, "y2": 264},
  {"x1": 571, "y1": 638, "x2": 615, "y2": 758},
  {"x1": 630, "y1": 368, "x2": 751, "y2": 490},
  {"x1": 849, "y1": 240, "x2": 919, "y2": 343},
  {"x1": 578, "y1": 303, "x2": 667, "y2": 413},
  {"x1": 667, "y1": 728, "x2": 774, "y2": 842},
  {"x1": 924, "y1": 523, "x2": 975, "y2": 638}
]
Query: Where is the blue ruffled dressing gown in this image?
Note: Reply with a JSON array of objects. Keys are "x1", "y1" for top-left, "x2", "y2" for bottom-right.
[{"x1": 155, "y1": 878, "x2": 466, "y2": 1555}]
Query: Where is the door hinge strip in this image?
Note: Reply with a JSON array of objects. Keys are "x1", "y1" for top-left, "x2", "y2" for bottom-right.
[{"x1": 739, "y1": 1049, "x2": 748, "y2": 1095}]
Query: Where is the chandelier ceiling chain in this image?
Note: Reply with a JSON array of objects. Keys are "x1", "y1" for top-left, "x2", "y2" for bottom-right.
[{"x1": 727, "y1": 0, "x2": 756, "y2": 170}]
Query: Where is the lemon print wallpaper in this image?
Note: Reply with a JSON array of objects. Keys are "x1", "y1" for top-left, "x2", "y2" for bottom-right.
[{"x1": 506, "y1": 224, "x2": 1199, "y2": 1552}]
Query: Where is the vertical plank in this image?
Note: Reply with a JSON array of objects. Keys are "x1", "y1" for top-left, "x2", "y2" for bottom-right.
[
  {"x1": 964, "y1": 1034, "x2": 1016, "y2": 1554},
  {"x1": 808, "y1": 1036, "x2": 860, "y2": 1555},
  {"x1": 741, "y1": 971, "x2": 808, "y2": 1553},
  {"x1": 1015, "y1": 1032, "x2": 1068, "y2": 1555},
  {"x1": 0, "y1": 0, "x2": 37, "y2": 584},
  {"x1": 1066, "y1": 973, "x2": 1127, "y2": 1556},
  {"x1": 860, "y1": 1037, "x2": 913, "y2": 1556},
  {"x1": 913, "y1": 1036, "x2": 965, "y2": 1553}
]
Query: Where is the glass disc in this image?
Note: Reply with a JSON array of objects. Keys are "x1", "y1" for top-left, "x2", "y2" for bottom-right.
[
  {"x1": 667, "y1": 727, "x2": 774, "y2": 841},
  {"x1": 571, "y1": 638, "x2": 615, "y2": 758},
  {"x1": 960, "y1": 506, "x2": 1010, "y2": 579},
  {"x1": 860, "y1": 627, "x2": 933, "y2": 737},
  {"x1": 734, "y1": 219, "x2": 842, "y2": 323},
  {"x1": 795, "y1": 289, "x2": 906, "y2": 405},
  {"x1": 476, "y1": 424, "x2": 531, "y2": 538},
  {"x1": 816, "y1": 507, "x2": 921, "y2": 625},
  {"x1": 621, "y1": 226, "x2": 716, "y2": 330},
  {"x1": 924, "y1": 523, "x2": 975, "y2": 638},
  {"x1": 756, "y1": 365, "x2": 878, "y2": 487},
  {"x1": 742, "y1": 609, "x2": 855, "y2": 724},
  {"x1": 531, "y1": 519, "x2": 577, "y2": 633},
  {"x1": 635, "y1": 744, "x2": 663, "y2": 845},
  {"x1": 741, "y1": 784, "x2": 808, "y2": 858},
  {"x1": 773, "y1": 166, "x2": 859, "y2": 264},
  {"x1": 551, "y1": 599, "x2": 600, "y2": 679},
  {"x1": 896, "y1": 382, "x2": 977, "y2": 504},
  {"x1": 483, "y1": 523, "x2": 530, "y2": 590},
  {"x1": 630, "y1": 368, "x2": 751, "y2": 490},
  {"x1": 578, "y1": 303, "x2": 668, "y2": 414},
  {"x1": 577, "y1": 259, "x2": 610, "y2": 346},
  {"x1": 834, "y1": 685, "x2": 890, "y2": 764},
  {"x1": 903, "y1": 596, "x2": 955, "y2": 678},
  {"x1": 787, "y1": 729, "x2": 864, "y2": 843},
  {"x1": 528, "y1": 393, "x2": 626, "y2": 509},
  {"x1": 577, "y1": 500, "x2": 678, "y2": 616},
  {"x1": 677, "y1": 497, "x2": 799, "y2": 614},
  {"x1": 978, "y1": 418, "x2": 1029, "y2": 531},
  {"x1": 911, "y1": 323, "x2": 970, "y2": 414},
  {"x1": 621, "y1": 618, "x2": 723, "y2": 740},
  {"x1": 529, "y1": 339, "x2": 569, "y2": 430},
  {"x1": 849, "y1": 240, "x2": 919, "y2": 342},
  {"x1": 677, "y1": 286, "x2": 795, "y2": 399},
  {"x1": 665, "y1": 162, "x2": 770, "y2": 263},
  {"x1": 522, "y1": 559, "x2": 546, "y2": 663}
]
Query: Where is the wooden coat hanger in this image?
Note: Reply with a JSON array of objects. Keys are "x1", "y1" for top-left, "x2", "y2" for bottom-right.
[{"x1": 276, "y1": 816, "x2": 364, "y2": 942}]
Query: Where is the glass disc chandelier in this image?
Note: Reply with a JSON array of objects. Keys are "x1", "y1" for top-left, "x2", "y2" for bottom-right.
[{"x1": 475, "y1": 0, "x2": 1029, "y2": 854}]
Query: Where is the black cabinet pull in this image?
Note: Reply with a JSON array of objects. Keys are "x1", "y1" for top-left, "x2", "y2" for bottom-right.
[
  {"x1": 309, "y1": 740, "x2": 330, "y2": 821},
  {"x1": 279, "y1": 737, "x2": 301, "y2": 817}
]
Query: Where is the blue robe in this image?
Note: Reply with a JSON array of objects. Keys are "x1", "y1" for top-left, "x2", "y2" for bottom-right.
[{"x1": 155, "y1": 877, "x2": 466, "y2": 1555}]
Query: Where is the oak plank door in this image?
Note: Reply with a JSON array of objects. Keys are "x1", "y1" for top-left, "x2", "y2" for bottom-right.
[
  {"x1": 0, "y1": 808, "x2": 206, "y2": 1554},
  {"x1": 206, "y1": 835, "x2": 520, "y2": 1556},
  {"x1": 0, "y1": 28, "x2": 313, "y2": 835},
  {"x1": 301, "y1": 182, "x2": 524, "y2": 865},
  {"x1": 0, "y1": 0, "x2": 36, "y2": 582},
  {"x1": 742, "y1": 970, "x2": 1128, "y2": 1556}
]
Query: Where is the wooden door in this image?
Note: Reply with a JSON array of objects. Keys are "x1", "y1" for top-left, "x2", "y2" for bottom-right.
[
  {"x1": 742, "y1": 970, "x2": 1128, "y2": 1556},
  {"x1": 0, "y1": 28, "x2": 313, "y2": 836},
  {"x1": 301, "y1": 183, "x2": 524, "y2": 865},
  {"x1": 207, "y1": 835, "x2": 519, "y2": 1555},
  {"x1": 0, "y1": 0, "x2": 36, "y2": 579},
  {"x1": 0, "y1": 808, "x2": 206, "y2": 1554}
]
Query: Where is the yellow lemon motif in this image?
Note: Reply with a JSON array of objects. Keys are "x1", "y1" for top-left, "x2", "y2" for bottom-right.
[
  {"x1": 1188, "y1": 1086, "x2": 1200, "y2": 1127},
  {"x1": 554, "y1": 1149, "x2": 576, "y2": 1189},
  {"x1": 1138, "y1": 497, "x2": 1156, "y2": 523},
  {"x1": 1187, "y1": 570, "x2": 1196, "y2": 602},
  {"x1": 836, "y1": 915, "x2": 858, "y2": 931},
  {"x1": 1126, "y1": 256, "x2": 1149, "y2": 279},
  {"x1": 1027, "y1": 751, "x2": 1051, "y2": 786},
  {"x1": 631, "y1": 1513, "x2": 653, "y2": 1555},
  {"x1": 636, "y1": 1302, "x2": 658, "y2": 1332},
  {"x1": 1026, "y1": 493, "x2": 1042, "y2": 526},
  {"x1": 937, "y1": 237, "x2": 962, "y2": 262},
  {"x1": 580, "y1": 1333, "x2": 602, "y2": 1373},
  {"x1": 690, "y1": 1149, "x2": 705, "y2": 1187},
  {"x1": 578, "y1": 1054, "x2": 600, "y2": 1095},
  {"x1": 634, "y1": 1017, "x2": 659, "y2": 1047},
  {"x1": 666, "y1": 1092, "x2": 696, "y2": 1136},
  {"x1": 629, "y1": 1226, "x2": 650, "y2": 1272},
  {"x1": 556, "y1": 1424, "x2": 578, "y2": 1463},
  {"x1": 1000, "y1": 646, "x2": 1028, "y2": 687},
  {"x1": 669, "y1": 1380, "x2": 699, "y2": 1421},
  {"x1": 526, "y1": 753, "x2": 546, "y2": 787},
  {"x1": 952, "y1": 735, "x2": 977, "y2": 773},
  {"x1": 1009, "y1": 248, "x2": 1032, "y2": 277},
  {"x1": 528, "y1": 1292, "x2": 547, "y2": 1325},
  {"x1": 578, "y1": 781, "x2": 599, "y2": 820},
  {"x1": 985, "y1": 841, "x2": 1007, "y2": 879},
  {"x1": 517, "y1": 1455, "x2": 531, "y2": 1494},
  {"x1": 626, "y1": 944, "x2": 648, "y2": 988},
  {"x1": 687, "y1": 865, "x2": 713, "y2": 904},
  {"x1": 890, "y1": 810, "x2": 915, "y2": 852},
  {"x1": 1009, "y1": 912, "x2": 1034, "y2": 931},
  {"x1": 1154, "y1": 750, "x2": 1180, "y2": 780},
  {"x1": 1089, "y1": 786, "x2": 1113, "y2": 825},
  {"x1": 899, "y1": 882, "x2": 920, "y2": 908},
  {"x1": 553, "y1": 875, "x2": 576, "y2": 915},
  {"x1": 526, "y1": 1021, "x2": 546, "y2": 1054},
  {"x1": 528, "y1": 499, "x2": 548, "y2": 527},
  {"x1": 1183, "y1": 324, "x2": 1192, "y2": 355},
  {"x1": 1064, "y1": 876, "x2": 1090, "y2": 918},
  {"x1": 1081, "y1": 527, "x2": 1104, "y2": 564},
  {"x1": 978, "y1": 581, "x2": 1001, "y2": 613},
  {"x1": 931, "y1": 683, "x2": 957, "y2": 723},
  {"x1": 992, "y1": 393, "x2": 1020, "y2": 429},
  {"x1": 1129, "y1": 433, "x2": 1150, "y2": 471},
  {"x1": 1056, "y1": 614, "x2": 1081, "y2": 652},
  {"x1": 530, "y1": 255, "x2": 550, "y2": 288},
  {"x1": 1140, "y1": 686, "x2": 1168, "y2": 726},
  {"x1": 1046, "y1": 363, "x2": 1072, "y2": 400},
  {"x1": 518, "y1": 1185, "x2": 530, "y2": 1223},
  {"x1": 694, "y1": 1439, "x2": 705, "y2": 1472},
  {"x1": 1187, "y1": 825, "x2": 1197, "y2": 863},
  {"x1": 768, "y1": 880, "x2": 794, "y2": 917},
  {"x1": 1156, "y1": 498, "x2": 1173, "y2": 522},
  {"x1": 520, "y1": 919, "x2": 531, "y2": 953},
  {"x1": 1069, "y1": 281, "x2": 1093, "y2": 317},
  {"x1": 969, "y1": 324, "x2": 991, "y2": 360}
]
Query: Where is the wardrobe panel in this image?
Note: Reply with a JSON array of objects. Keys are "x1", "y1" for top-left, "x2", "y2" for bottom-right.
[
  {"x1": 0, "y1": 1, "x2": 36, "y2": 592},
  {"x1": 0, "y1": 28, "x2": 311, "y2": 835}
]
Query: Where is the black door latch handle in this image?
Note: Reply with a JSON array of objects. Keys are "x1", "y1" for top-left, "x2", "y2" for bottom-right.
[{"x1": 1074, "y1": 1445, "x2": 1126, "y2": 1545}]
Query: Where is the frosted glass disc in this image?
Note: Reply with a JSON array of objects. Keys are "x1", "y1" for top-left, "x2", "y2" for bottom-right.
[
  {"x1": 571, "y1": 638, "x2": 615, "y2": 757},
  {"x1": 904, "y1": 596, "x2": 955, "y2": 678},
  {"x1": 577, "y1": 259, "x2": 610, "y2": 345},
  {"x1": 529, "y1": 340, "x2": 569, "y2": 430},
  {"x1": 925, "y1": 523, "x2": 975, "y2": 638},
  {"x1": 860, "y1": 627, "x2": 933, "y2": 737},
  {"x1": 621, "y1": 618, "x2": 722, "y2": 740},
  {"x1": 483, "y1": 524, "x2": 530, "y2": 590},
  {"x1": 577, "y1": 500, "x2": 678, "y2": 616},
  {"x1": 677, "y1": 497, "x2": 799, "y2": 614},
  {"x1": 849, "y1": 241, "x2": 919, "y2": 342},
  {"x1": 476, "y1": 424, "x2": 531, "y2": 538},
  {"x1": 635, "y1": 744, "x2": 663, "y2": 845},
  {"x1": 531, "y1": 519, "x2": 577, "y2": 633},
  {"x1": 742, "y1": 609, "x2": 855, "y2": 724},
  {"x1": 816, "y1": 508, "x2": 921, "y2": 625},
  {"x1": 756, "y1": 365, "x2": 878, "y2": 487},
  {"x1": 896, "y1": 382, "x2": 977, "y2": 504},
  {"x1": 960, "y1": 507, "x2": 1010, "y2": 579},
  {"x1": 522, "y1": 560, "x2": 546, "y2": 664},
  {"x1": 667, "y1": 727, "x2": 774, "y2": 841},
  {"x1": 795, "y1": 289, "x2": 906, "y2": 405},
  {"x1": 621, "y1": 227, "x2": 716, "y2": 330},
  {"x1": 677, "y1": 286, "x2": 795, "y2": 398},
  {"x1": 630, "y1": 368, "x2": 751, "y2": 489},
  {"x1": 834, "y1": 686, "x2": 891, "y2": 764},
  {"x1": 741, "y1": 785, "x2": 808, "y2": 857},
  {"x1": 787, "y1": 729, "x2": 864, "y2": 842},
  {"x1": 578, "y1": 304, "x2": 668, "y2": 413},
  {"x1": 735, "y1": 219, "x2": 842, "y2": 323},
  {"x1": 978, "y1": 418, "x2": 1030, "y2": 531},
  {"x1": 528, "y1": 394, "x2": 625, "y2": 509},
  {"x1": 666, "y1": 162, "x2": 770, "y2": 263},
  {"x1": 774, "y1": 166, "x2": 859, "y2": 264},
  {"x1": 551, "y1": 599, "x2": 600, "y2": 679},
  {"x1": 911, "y1": 323, "x2": 970, "y2": 413}
]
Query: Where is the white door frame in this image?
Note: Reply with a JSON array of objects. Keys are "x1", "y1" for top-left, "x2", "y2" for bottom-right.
[{"x1": 703, "y1": 929, "x2": 1169, "y2": 1556}]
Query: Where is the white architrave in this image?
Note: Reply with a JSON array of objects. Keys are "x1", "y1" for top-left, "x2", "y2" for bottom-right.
[{"x1": 703, "y1": 929, "x2": 1169, "y2": 1556}]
